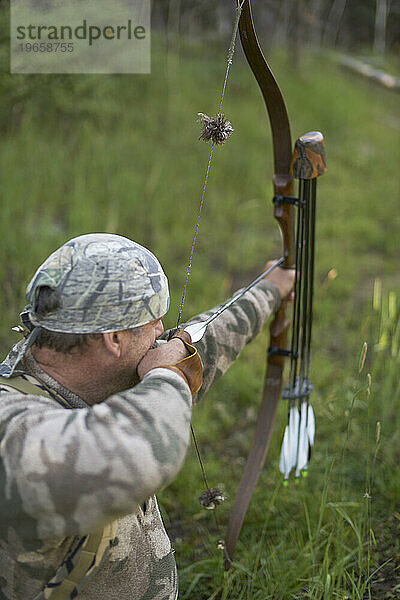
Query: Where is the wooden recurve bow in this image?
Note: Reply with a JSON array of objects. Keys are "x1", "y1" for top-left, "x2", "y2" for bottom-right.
[{"x1": 224, "y1": 0, "x2": 297, "y2": 570}]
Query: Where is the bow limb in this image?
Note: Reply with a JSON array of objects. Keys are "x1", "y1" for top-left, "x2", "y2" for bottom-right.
[{"x1": 224, "y1": 0, "x2": 295, "y2": 570}]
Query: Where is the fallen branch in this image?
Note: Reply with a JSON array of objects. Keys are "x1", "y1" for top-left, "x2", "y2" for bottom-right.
[{"x1": 336, "y1": 54, "x2": 400, "y2": 91}]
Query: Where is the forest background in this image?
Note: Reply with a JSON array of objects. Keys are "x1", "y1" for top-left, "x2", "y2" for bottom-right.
[{"x1": 1, "y1": 1, "x2": 399, "y2": 598}]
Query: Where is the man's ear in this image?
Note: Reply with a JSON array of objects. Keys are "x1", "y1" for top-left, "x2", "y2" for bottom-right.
[{"x1": 102, "y1": 331, "x2": 124, "y2": 358}]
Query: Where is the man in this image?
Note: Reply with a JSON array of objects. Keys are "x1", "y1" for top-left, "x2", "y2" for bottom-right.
[{"x1": 0, "y1": 233, "x2": 294, "y2": 600}]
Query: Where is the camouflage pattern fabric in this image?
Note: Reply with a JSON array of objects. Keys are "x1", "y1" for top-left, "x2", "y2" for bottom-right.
[
  {"x1": 0, "y1": 279, "x2": 279, "y2": 600},
  {"x1": 0, "y1": 234, "x2": 170, "y2": 379},
  {"x1": 26, "y1": 233, "x2": 170, "y2": 334}
]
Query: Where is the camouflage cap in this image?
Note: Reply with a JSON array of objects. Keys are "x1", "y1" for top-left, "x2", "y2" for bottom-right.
[{"x1": 24, "y1": 233, "x2": 170, "y2": 334}]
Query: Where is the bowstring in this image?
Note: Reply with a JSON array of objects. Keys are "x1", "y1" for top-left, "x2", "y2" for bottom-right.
[
  {"x1": 174, "y1": 1, "x2": 245, "y2": 539},
  {"x1": 176, "y1": 1, "x2": 245, "y2": 329}
]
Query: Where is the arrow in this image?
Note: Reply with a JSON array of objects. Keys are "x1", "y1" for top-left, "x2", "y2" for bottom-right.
[{"x1": 184, "y1": 257, "x2": 284, "y2": 343}]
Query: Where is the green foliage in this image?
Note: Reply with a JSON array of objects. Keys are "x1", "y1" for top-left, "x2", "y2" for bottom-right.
[
  {"x1": 0, "y1": 34, "x2": 398, "y2": 598},
  {"x1": 172, "y1": 285, "x2": 400, "y2": 599}
]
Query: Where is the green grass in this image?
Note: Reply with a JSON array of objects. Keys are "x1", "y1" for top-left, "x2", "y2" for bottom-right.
[
  {"x1": 171, "y1": 285, "x2": 400, "y2": 599},
  {"x1": 1, "y1": 33, "x2": 399, "y2": 599}
]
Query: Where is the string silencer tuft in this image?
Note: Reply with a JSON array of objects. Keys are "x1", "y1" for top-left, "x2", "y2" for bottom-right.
[
  {"x1": 198, "y1": 113, "x2": 233, "y2": 145},
  {"x1": 199, "y1": 487, "x2": 225, "y2": 510}
]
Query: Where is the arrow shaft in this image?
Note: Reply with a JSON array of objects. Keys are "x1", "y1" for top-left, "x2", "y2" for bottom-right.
[{"x1": 185, "y1": 257, "x2": 284, "y2": 343}]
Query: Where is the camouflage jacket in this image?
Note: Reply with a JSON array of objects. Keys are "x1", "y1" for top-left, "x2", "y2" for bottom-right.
[{"x1": 0, "y1": 281, "x2": 280, "y2": 600}]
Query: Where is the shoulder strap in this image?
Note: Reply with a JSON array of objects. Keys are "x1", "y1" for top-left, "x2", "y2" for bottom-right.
[
  {"x1": 0, "y1": 373, "x2": 72, "y2": 408},
  {"x1": 40, "y1": 522, "x2": 117, "y2": 600}
]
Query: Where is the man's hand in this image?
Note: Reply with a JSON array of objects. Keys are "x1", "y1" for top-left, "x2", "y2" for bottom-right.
[
  {"x1": 137, "y1": 339, "x2": 189, "y2": 380},
  {"x1": 264, "y1": 260, "x2": 295, "y2": 301}
]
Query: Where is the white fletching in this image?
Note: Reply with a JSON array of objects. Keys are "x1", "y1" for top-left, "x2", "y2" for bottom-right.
[
  {"x1": 184, "y1": 321, "x2": 207, "y2": 343},
  {"x1": 280, "y1": 405, "x2": 300, "y2": 479},
  {"x1": 280, "y1": 401, "x2": 315, "y2": 480},
  {"x1": 296, "y1": 402, "x2": 310, "y2": 475},
  {"x1": 307, "y1": 404, "x2": 315, "y2": 446},
  {"x1": 279, "y1": 424, "x2": 291, "y2": 478},
  {"x1": 288, "y1": 405, "x2": 300, "y2": 471}
]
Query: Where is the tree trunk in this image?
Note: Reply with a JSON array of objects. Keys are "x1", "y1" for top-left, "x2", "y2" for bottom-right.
[
  {"x1": 323, "y1": 0, "x2": 347, "y2": 46},
  {"x1": 373, "y1": 0, "x2": 388, "y2": 54}
]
